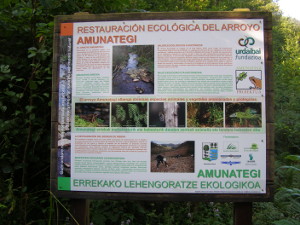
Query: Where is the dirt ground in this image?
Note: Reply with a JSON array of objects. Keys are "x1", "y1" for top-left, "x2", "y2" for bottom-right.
[{"x1": 151, "y1": 156, "x2": 194, "y2": 173}]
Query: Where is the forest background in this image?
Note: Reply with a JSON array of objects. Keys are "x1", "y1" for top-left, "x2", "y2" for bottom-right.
[{"x1": 0, "y1": 0, "x2": 299, "y2": 224}]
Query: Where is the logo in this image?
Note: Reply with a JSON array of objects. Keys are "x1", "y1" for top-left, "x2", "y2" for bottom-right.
[
  {"x1": 235, "y1": 37, "x2": 261, "y2": 61},
  {"x1": 249, "y1": 154, "x2": 254, "y2": 160},
  {"x1": 246, "y1": 153, "x2": 257, "y2": 165},
  {"x1": 202, "y1": 142, "x2": 218, "y2": 161},
  {"x1": 223, "y1": 142, "x2": 239, "y2": 152},
  {"x1": 220, "y1": 154, "x2": 241, "y2": 159},
  {"x1": 238, "y1": 37, "x2": 255, "y2": 48},
  {"x1": 251, "y1": 144, "x2": 259, "y2": 150},
  {"x1": 244, "y1": 143, "x2": 259, "y2": 152},
  {"x1": 221, "y1": 161, "x2": 241, "y2": 166},
  {"x1": 235, "y1": 70, "x2": 262, "y2": 90}
]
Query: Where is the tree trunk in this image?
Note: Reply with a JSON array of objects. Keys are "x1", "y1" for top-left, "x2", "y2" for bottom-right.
[{"x1": 164, "y1": 102, "x2": 178, "y2": 127}]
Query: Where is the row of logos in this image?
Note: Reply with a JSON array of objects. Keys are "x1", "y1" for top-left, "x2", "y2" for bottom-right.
[
  {"x1": 202, "y1": 142, "x2": 259, "y2": 166},
  {"x1": 211, "y1": 141, "x2": 259, "y2": 152}
]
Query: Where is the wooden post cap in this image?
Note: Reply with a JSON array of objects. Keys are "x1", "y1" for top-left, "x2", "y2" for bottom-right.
[{"x1": 233, "y1": 8, "x2": 251, "y2": 12}]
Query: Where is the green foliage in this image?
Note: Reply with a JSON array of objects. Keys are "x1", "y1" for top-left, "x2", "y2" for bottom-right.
[
  {"x1": 128, "y1": 103, "x2": 147, "y2": 127},
  {"x1": 132, "y1": 45, "x2": 154, "y2": 73},
  {"x1": 207, "y1": 103, "x2": 223, "y2": 126},
  {"x1": 274, "y1": 17, "x2": 300, "y2": 155},
  {"x1": 273, "y1": 219, "x2": 300, "y2": 225},
  {"x1": 139, "y1": 56, "x2": 155, "y2": 74},
  {"x1": 0, "y1": 0, "x2": 300, "y2": 224},
  {"x1": 112, "y1": 103, "x2": 147, "y2": 127},
  {"x1": 0, "y1": 1, "x2": 53, "y2": 224},
  {"x1": 74, "y1": 115, "x2": 104, "y2": 127},
  {"x1": 116, "y1": 104, "x2": 127, "y2": 122},
  {"x1": 187, "y1": 102, "x2": 200, "y2": 127},
  {"x1": 253, "y1": 154, "x2": 300, "y2": 225},
  {"x1": 272, "y1": 14, "x2": 300, "y2": 220},
  {"x1": 187, "y1": 103, "x2": 223, "y2": 127},
  {"x1": 112, "y1": 46, "x2": 129, "y2": 70},
  {"x1": 236, "y1": 71, "x2": 247, "y2": 83},
  {"x1": 90, "y1": 200, "x2": 232, "y2": 225}
]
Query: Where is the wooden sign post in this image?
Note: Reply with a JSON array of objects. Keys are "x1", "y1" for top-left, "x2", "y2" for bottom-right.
[
  {"x1": 70, "y1": 199, "x2": 90, "y2": 225},
  {"x1": 234, "y1": 202, "x2": 253, "y2": 225}
]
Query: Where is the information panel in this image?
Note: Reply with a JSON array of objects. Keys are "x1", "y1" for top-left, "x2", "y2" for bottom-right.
[{"x1": 53, "y1": 13, "x2": 272, "y2": 198}]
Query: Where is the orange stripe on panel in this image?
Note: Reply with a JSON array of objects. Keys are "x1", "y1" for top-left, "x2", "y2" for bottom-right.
[{"x1": 60, "y1": 23, "x2": 73, "y2": 36}]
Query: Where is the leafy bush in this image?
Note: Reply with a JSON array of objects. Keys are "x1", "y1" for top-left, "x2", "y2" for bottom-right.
[{"x1": 90, "y1": 201, "x2": 233, "y2": 225}]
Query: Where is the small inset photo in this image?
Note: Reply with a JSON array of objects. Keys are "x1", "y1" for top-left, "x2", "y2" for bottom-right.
[
  {"x1": 149, "y1": 102, "x2": 185, "y2": 127},
  {"x1": 235, "y1": 70, "x2": 262, "y2": 90},
  {"x1": 112, "y1": 45, "x2": 154, "y2": 95},
  {"x1": 151, "y1": 141, "x2": 195, "y2": 173},
  {"x1": 187, "y1": 102, "x2": 224, "y2": 127},
  {"x1": 111, "y1": 102, "x2": 147, "y2": 127},
  {"x1": 75, "y1": 103, "x2": 110, "y2": 127},
  {"x1": 225, "y1": 102, "x2": 262, "y2": 127}
]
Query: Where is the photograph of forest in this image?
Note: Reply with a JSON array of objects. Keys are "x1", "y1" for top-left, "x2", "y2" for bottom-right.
[
  {"x1": 74, "y1": 103, "x2": 110, "y2": 127},
  {"x1": 187, "y1": 102, "x2": 224, "y2": 127},
  {"x1": 112, "y1": 45, "x2": 154, "y2": 94},
  {"x1": 111, "y1": 102, "x2": 147, "y2": 127}
]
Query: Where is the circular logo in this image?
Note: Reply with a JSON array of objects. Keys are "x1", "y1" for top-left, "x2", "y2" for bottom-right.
[{"x1": 238, "y1": 37, "x2": 255, "y2": 47}]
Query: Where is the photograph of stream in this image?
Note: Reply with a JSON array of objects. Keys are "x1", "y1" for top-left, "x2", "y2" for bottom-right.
[{"x1": 112, "y1": 45, "x2": 154, "y2": 95}]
